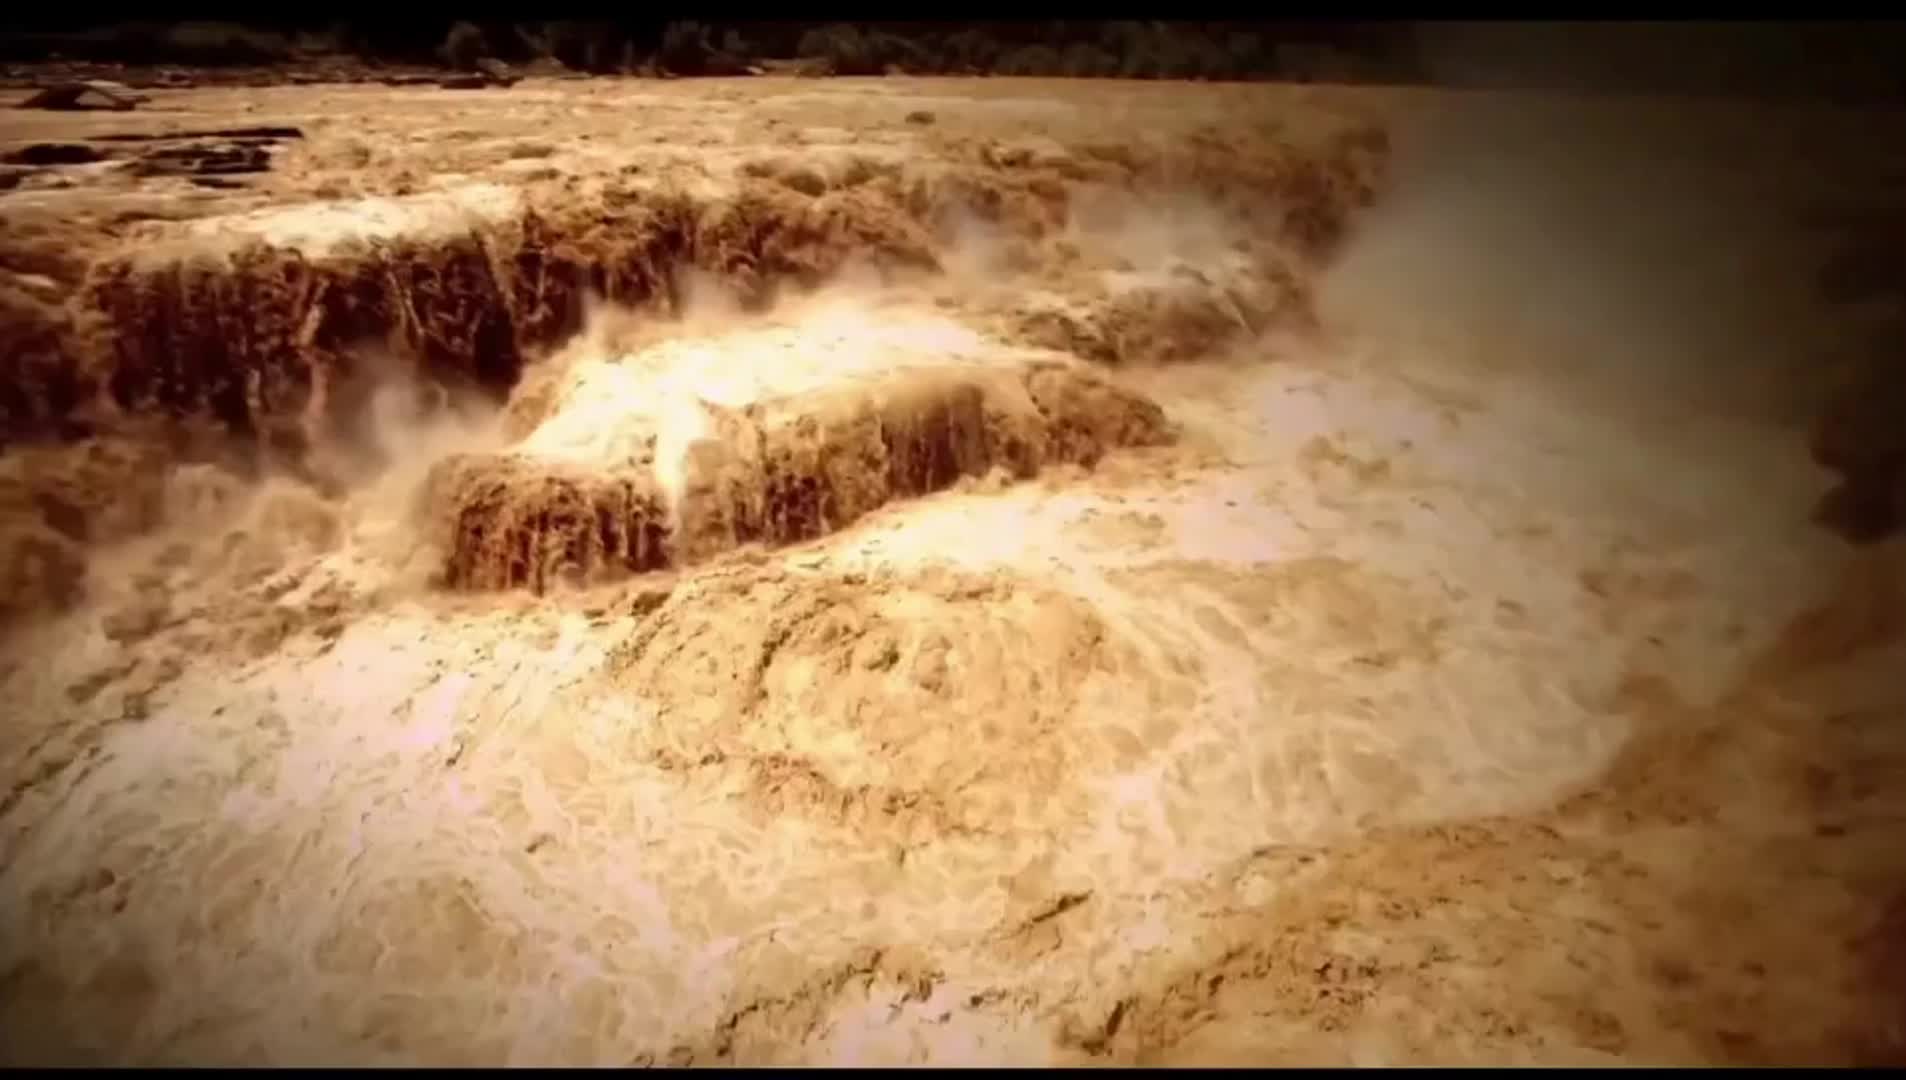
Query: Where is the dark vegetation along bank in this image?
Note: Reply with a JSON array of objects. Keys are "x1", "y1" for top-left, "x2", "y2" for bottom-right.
[
  {"x1": 8, "y1": 21, "x2": 1906, "y2": 102},
  {"x1": 0, "y1": 20, "x2": 1426, "y2": 85}
]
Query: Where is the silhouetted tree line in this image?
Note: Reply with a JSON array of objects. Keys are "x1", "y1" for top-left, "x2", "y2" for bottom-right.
[
  {"x1": 420, "y1": 19, "x2": 1424, "y2": 83},
  {"x1": 10, "y1": 20, "x2": 1903, "y2": 101},
  {"x1": 0, "y1": 20, "x2": 1426, "y2": 84}
]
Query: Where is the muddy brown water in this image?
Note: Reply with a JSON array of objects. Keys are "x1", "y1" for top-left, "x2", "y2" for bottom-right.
[{"x1": 0, "y1": 76, "x2": 1902, "y2": 1066}]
